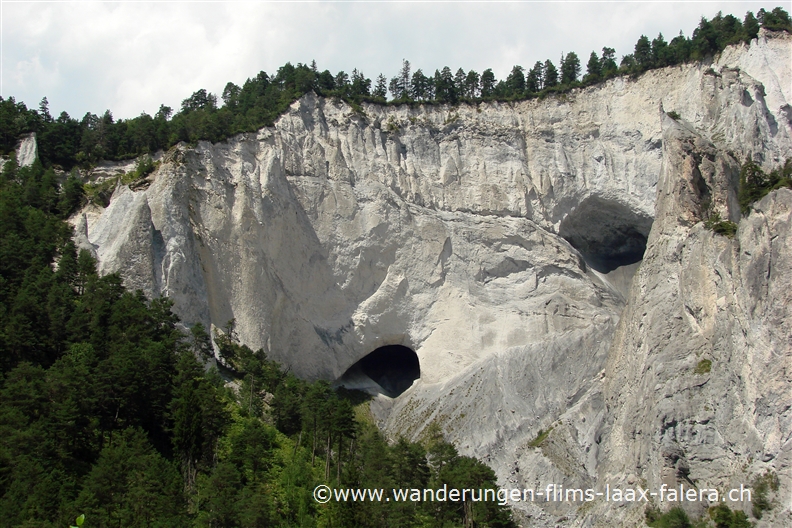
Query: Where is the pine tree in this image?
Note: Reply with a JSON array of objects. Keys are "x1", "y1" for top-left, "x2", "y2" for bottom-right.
[
  {"x1": 560, "y1": 52, "x2": 581, "y2": 84},
  {"x1": 506, "y1": 65, "x2": 526, "y2": 97},
  {"x1": 373, "y1": 74, "x2": 387, "y2": 99},
  {"x1": 585, "y1": 51, "x2": 601, "y2": 83},
  {"x1": 526, "y1": 61, "x2": 543, "y2": 93},
  {"x1": 480, "y1": 69, "x2": 496, "y2": 97},
  {"x1": 543, "y1": 60, "x2": 559, "y2": 88}
]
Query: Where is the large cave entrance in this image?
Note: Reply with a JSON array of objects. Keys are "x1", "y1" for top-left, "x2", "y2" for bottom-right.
[
  {"x1": 337, "y1": 345, "x2": 420, "y2": 398},
  {"x1": 558, "y1": 196, "x2": 653, "y2": 274}
]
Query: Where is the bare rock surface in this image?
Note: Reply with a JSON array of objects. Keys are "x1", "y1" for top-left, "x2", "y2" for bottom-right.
[{"x1": 71, "y1": 33, "x2": 791, "y2": 525}]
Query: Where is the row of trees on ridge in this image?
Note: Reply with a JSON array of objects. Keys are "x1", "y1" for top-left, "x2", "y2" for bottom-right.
[{"x1": 0, "y1": 8, "x2": 788, "y2": 172}]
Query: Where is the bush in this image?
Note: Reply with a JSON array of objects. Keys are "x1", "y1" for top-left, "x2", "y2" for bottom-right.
[
  {"x1": 528, "y1": 427, "x2": 553, "y2": 448},
  {"x1": 738, "y1": 158, "x2": 792, "y2": 215},
  {"x1": 705, "y1": 211, "x2": 738, "y2": 238},
  {"x1": 646, "y1": 506, "x2": 692, "y2": 528},
  {"x1": 694, "y1": 359, "x2": 712, "y2": 374},
  {"x1": 667, "y1": 111, "x2": 681, "y2": 120},
  {"x1": 709, "y1": 504, "x2": 751, "y2": 527},
  {"x1": 751, "y1": 470, "x2": 779, "y2": 519}
]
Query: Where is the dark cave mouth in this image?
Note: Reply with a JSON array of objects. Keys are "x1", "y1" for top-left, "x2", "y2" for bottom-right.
[
  {"x1": 559, "y1": 196, "x2": 653, "y2": 274},
  {"x1": 340, "y1": 345, "x2": 420, "y2": 398}
]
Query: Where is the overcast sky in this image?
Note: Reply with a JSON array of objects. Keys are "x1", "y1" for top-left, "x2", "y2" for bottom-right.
[{"x1": 2, "y1": 1, "x2": 782, "y2": 120}]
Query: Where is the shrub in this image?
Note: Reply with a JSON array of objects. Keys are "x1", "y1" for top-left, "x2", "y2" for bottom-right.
[
  {"x1": 751, "y1": 470, "x2": 779, "y2": 519},
  {"x1": 528, "y1": 427, "x2": 553, "y2": 448},
  {"x1": 667, "y1": 111, "x2": 681, "y2": 120},
  {"x1": 646, "y1": 506, "x2": 692, "y2": 527},
  {"x1": 705, "y1": 211, "x2": 738, "y2": 238},
  {"x1": 694, "y1": 359, "x2": 712, "y2": 374},
  {"x1": 709, "y1": 504, "x2": 751, "y2": 527},
  {"x1": 738, "y1": 158, "x2": 792, "y2": 215}
]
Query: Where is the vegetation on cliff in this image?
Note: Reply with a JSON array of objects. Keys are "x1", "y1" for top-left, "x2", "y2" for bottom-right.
[{"x1": 0, "y1": 8, "x2": 788, "y2": 172}]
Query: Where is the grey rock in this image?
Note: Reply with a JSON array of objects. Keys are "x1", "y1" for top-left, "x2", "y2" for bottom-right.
[{"x1": 69, "y1": 31, "x2": 791, "y2": 526}]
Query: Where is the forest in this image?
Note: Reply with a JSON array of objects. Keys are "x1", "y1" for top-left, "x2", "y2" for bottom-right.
[
  {"x1": 0, "y1": 158, "x2": 514, "y2": 526},
  {"x1": 0, "y1": 8, "x2": 789, "y2": 171}
]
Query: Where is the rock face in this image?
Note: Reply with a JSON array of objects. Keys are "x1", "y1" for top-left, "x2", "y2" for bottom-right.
[
  {"x1": 593, "y1": 115, "x2": 792, "y2": 527},
  {"x1": 0, "y1": 132, "x2": 38, "y2": 170},
  {"x1": 73, "y1": 31, "x2": 791, "y2": 525}
]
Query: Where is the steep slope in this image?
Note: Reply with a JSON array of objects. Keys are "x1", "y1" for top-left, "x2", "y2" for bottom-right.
[
  {"x1": 591, "y1": 116, "x2": 792, "y2": 527},
  {"x1": 71, "y1": 31, "x2": 791, "y2": 525}
]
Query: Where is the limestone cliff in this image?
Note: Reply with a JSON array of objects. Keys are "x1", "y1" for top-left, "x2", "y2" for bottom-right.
[{"x1": 72, "y1": 31, "x2": 791, "y2": 525}]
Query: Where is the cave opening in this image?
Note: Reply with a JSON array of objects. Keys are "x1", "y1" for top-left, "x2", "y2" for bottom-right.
[
  {"x1": 338, "y1": 345, "x2": 420, "y2": 398},
  {"x1": 558, "y1": 196, "x2": 653, "y2": 274}
]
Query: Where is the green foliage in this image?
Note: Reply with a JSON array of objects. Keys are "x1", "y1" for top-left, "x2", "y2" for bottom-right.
[
  {"x1": 709, "y1": 504, "x2": 752, "y2": 527},
  {"x1": 704, "y1": 211, "x2": 738, "y2": 238},
  {"x1": 751, "y1": 470, "x2": 779, "y2": 519},
  {"x1": 667, "y1": 111, "x2": 681, "y2": 120},
  {"x1": 738, "y1": 157, "x2": 792, "y2": 215},
  {"x1": 528, "y1": 427, "x2": 554, "y2": 448},
  {"x1": 694, "y1": 359, "x2": 712, "y2": 374},
  {"x1": 646, "y1": 506, "x2": 692, "y2": 528},
  {"x1": 121, "y1": 155, "x2": 157, "y2": 186},
  {"x1": 83, "y1": 176, "x2": 118, "y2": 207},
  {"x1": 0, "y1": 155, "x2": 515, "y2": 527},
  {"x1": 758, "y1": 7, "x2": 792, "y2": 32},
  {"x1": 2, "y1": 8, "x2": 791, "y2": 171}
]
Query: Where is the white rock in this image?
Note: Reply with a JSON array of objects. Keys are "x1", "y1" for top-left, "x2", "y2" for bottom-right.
[{"x1": 74, "y1": 33, "x2": 791, "y2": 526}]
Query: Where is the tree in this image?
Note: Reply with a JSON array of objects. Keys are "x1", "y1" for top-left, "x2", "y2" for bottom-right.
[
  {"x1": 667, "y1": 32, "x2": 692, "y2": 65},
  {"x1": 634, "y1": 35, "x2": 653, "y2": 69},
  {"x1": 390, "y1": 59, "x2": 411, "y2": 101},
  {"x1": 373, "y1": 74, "x2": 387, "y2": 99},
  {"x1": 560, "y1": 52, "x2": 581, "y2": 85},
  {"x1": 505, "y1": 65, "x2": 526, "y2": 97},
  {"x1": 434, "y1": 67, "x2": 457, "y2": 103},
  {"x1": 758, "y1": 7, "x2": 792, "y2": 31},
  {"x1": 742, "y1": 11, "x2": 760, "y2": 42},
  {"x1": 410, "y1": 69, "x2": 431, "y2": 101},
  {"x1": 302, "y1": 381, "x2": 332, "y2": 463},
  {"x1": 691, "y1": 17, "x2": 719, "y2": 59},
  {"x1": 333, "y1": 398, "x2": 356, "y2": 482},
  {"x1": 316, "y1": 70, "x2": 335, "y2": 93},
  {"x1": 584, "y1": 51, "x2": 601, "y2": 83},
  {"x1": 601, "y1": 47, "x2": 618, "y2": 76},
  {"x1": 350, "y1": 69, "x2": 371, "y2": 97},
  {"x1": 480, "y1": 68, "x2": 496, "y2": 97},
  {"x1": 221, "y1": 82, "x2": 241, "y2": 108},
  {"x1": 464, "y1": 70, "x2": 480, "y2": 98},
  {"x1": 39, "y1": 97, "x2": 52, "y2": 123},
  {"x1": 454, "y1": 68, "x2": 467, "y2": 96},
  {"x1": 181, "y1": 89, "x2": 217, "y2": 113},
  {"x1": 652, "y1": 33, "x2": 669, "y2": 67},
  {"x1": 543, "y1": 60, "x2": 558, "y2": 88},
  {"x1": 526, "y1": 61, "x2": 543, "y2": 93},
  {"x1": 620, "y1": 54, "x2": 637, "y2": 72}
]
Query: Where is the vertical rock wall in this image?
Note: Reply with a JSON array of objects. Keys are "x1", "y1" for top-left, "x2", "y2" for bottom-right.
[{"x1": 69, "y1": 32, "x2": 791, "y2": 526}]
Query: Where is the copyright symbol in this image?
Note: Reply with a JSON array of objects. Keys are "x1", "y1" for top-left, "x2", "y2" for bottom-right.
[{"x1": 314, "y1": 484, "x2": 331, "y2": 503}]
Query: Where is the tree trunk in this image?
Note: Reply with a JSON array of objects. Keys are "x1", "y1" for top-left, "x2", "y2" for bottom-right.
[
  {"x1": 337, "y1": 436, "x2": 343, "y2": 482},
  {"x1": 311, "y1": 417, "x2": 317, "y2": 465},
  {"x1": 325, "y1": 431, "x2": 332, "y2": 481}
]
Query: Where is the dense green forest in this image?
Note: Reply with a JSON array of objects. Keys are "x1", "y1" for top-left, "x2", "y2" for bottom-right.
[
  {"x1": 0, "y1": 8, "x2": 789, "y2": 172},
  {"x1": 0, "y1": 158, "x2": 515, "y2": 526}
]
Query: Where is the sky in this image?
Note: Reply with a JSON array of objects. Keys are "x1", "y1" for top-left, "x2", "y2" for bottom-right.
[{"x1": 1, "y1": 1, "x2": 783, "y2": 120}]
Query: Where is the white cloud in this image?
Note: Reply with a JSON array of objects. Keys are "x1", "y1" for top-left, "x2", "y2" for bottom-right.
[{"x1": 2, "y1": 0, "x2": 783, "y2": 119}]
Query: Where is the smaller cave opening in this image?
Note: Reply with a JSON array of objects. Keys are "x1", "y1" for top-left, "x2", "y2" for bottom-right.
[
  {"x1": 559, "y1": 196, "x2": 653, "y2": 274},
  {"x1": 338, "y1": 345, "x2": 420, "y2": 398}
]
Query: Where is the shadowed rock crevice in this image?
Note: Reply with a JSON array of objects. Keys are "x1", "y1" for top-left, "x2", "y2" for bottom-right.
[
  {"x1": 559, "y1": 196, "x2": 653, "y2": 274},
  {"x1": 338, "y1": 345, "x2": 420, "y2": 397}
]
